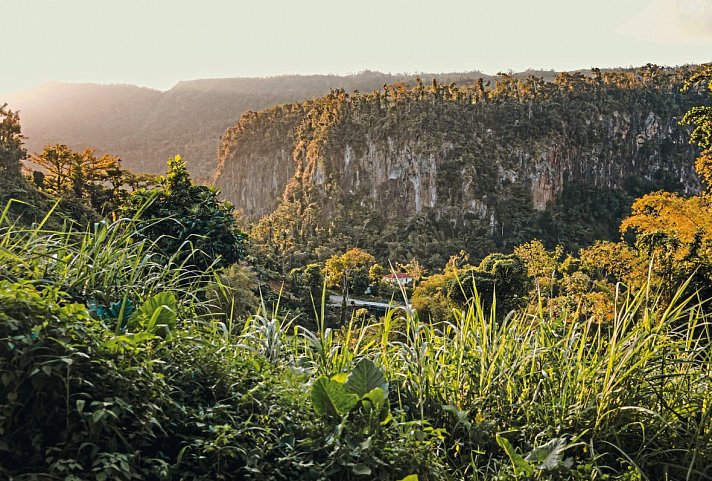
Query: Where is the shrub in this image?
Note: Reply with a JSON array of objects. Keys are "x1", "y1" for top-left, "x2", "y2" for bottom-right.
[{"x1": 121, "y1": 155, "x2": 246, "y2": 271}]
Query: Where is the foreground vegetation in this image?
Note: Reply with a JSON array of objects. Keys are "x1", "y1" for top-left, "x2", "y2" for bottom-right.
[{"x1": 1, "y1": 211, "x2": 711, "y2": 480}]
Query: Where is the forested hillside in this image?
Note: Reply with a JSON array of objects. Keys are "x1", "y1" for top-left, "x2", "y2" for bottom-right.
[
  {"x1": 214, "y1": 65, "x2": 705, "y2": 268},
  {"x1": 4, "y1": 71, "x2": 495, "y2": 180}
]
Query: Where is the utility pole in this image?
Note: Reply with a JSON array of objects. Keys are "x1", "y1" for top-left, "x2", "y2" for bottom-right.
[{"x1": 340, "y1": 268, "x2": 350, "y2": 326}]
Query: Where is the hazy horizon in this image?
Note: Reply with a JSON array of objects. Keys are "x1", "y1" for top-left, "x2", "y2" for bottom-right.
[
  {"x1": 5, "y1": 62, "x2": 709, "y2": 98},
  {"x1": 3, "y1": 0, "x2": 711, "y2": 97}
]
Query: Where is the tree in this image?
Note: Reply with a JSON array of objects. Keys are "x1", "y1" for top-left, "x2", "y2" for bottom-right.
[
  {"x1": 619, "y1": 166, "x2": 712, "y2": 299},
  {"x1": 289, "y1": 263, "x2": 325, "y2": 300},
  {"x1": 396, "y1": 258, "x2": 427, "y2": 287},
  {"x1": 0, "y1": 103, "x2": 25, "y2": 176},
  {"x1": 578, "y1": 241, "x2": 643, "y2": 286},
  {"x1": 31, "y1": 144, "x2": 80, "y2": 195},
  {"x1": 411, "y1": 271, "x2": 458, "y2": 322},
  {"x1": 681, "y1": 63, "x2": 712, "y2": 152},
  {"x1": 368, "y1": 263, "x2": 385, "y2": 284},
  {"x1": 514, "y1": 240, "x2": 564, "y2": 295},
  {"x1": 450, "y1": 253, "x2": 530, "y2": 316},
  {"x1": 616, "y1": 64, "x2": 712, "y2": 300},
  {"x1": 412, "y1": 251, "x2": 530, "y2": 322},
  {"x1": 121, "y1": 155, "x2": 247, "y2": 271},
  {"x1": 0, "y1": 112, "x2": 101, "y2": 226},
  {"x1": 30, "y1": 144, "x2": 148, "y2": 215},
  {"x1": 323, "y1": 248, "x2": 375, "y2": 324},
  {"x1": 302, "y1": 263, "x2": 325, "y2": 299}
]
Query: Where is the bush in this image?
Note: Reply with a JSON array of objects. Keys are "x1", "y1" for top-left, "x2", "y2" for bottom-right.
[
  {"x1": 0, "y1": 281, "x2": 173, "y2": 480},
  {"x1": 206, "y1": 263, "x2": 259, "y2": 323},
  {"x1": 121, "y1": 155, "x2": 246, "y2": 271}
]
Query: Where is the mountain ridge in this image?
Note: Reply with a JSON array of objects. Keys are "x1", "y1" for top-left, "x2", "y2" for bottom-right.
[
  {"x1": 214, "y1": 65, "x2": 704, "y2": 267},
  {"x1": 4, "y1": 67, "x2": 677, "y2": 180},
  {"x1": 4, "y1": 71, "x2": 501, "y2": 179}
]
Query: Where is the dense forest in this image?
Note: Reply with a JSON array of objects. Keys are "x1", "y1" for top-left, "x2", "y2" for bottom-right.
[
  {"x1": 0, "y1": 63, "x2": 711, "y2": 480},
  {"x1": 7, "y1": 68, "x2": 672, "y2": 181},
  {"x1": 215, "y1": 65, "x2": 704, "y2": 270}
]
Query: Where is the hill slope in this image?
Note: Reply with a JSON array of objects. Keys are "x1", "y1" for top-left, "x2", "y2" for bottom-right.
[
  {"x1": 214, "y1": 66, "x2": 704, "y2": 267},
  {"x1": 3, "y1": 71, "x2": 494, "y2": 180}
]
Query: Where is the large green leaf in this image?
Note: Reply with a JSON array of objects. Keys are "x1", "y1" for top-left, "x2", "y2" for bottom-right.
[
  {"x1": 496, "y1": 433, "x2": 534, "y2": 477},
  {"x1": 524, "y1": 437, "x2": 572, "y2": 471},
  {"x1": 130, "y1": 292, "x2": 177, "y2": 334},
  {"x1": 352, "y1": 464, "x2": 371, "y2": 476},
  {"x1": 442, "y1": 404, "x2": 472, "y2": 431},
  {"x1": 344, "y1": 358, "x2": 387, "y2": 397},
  {"x1": 361, "y1": 386, "x2": 390, "y2": 421},
  {"x1": 311, "y1": 377, "x2": 359, "y2": 417}
]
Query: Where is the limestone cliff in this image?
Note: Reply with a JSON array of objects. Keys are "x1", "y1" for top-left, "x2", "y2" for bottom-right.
[
  {"x1": 214, "y1": 68, "x2": 704, "y2": 266},
  {"x1": 5, "y1": 71, "x2": 496, "y2": 180}
]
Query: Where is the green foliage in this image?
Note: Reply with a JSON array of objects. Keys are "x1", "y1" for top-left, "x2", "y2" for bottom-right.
[
  {"x1": 608, "y1": 65, "x2": 712, "y2": 303},
  {"x1": 455, "y1": 254, "x2": 530, "y2": 314},
  {"x1": 311, "y1": 358, "x2": 390, "y2": 419},
  {"x1": 496, "y1": 434, "x2": 536, "y2": 477},
  {"x1": 309, "y1": 357, "x2": 436, "y2": 479},
  {"x1": 2, "y1": 204, "x2": 712, "y2": 480},
  {"x1": 0, "y1": 280, "x2": 172, "y2": 480},
  {"x1": 129, "y1": 291, "x2": 178, "y2": 335},
  {"x1": 311, "y1": 377, "x2": 360, "y2": 417},
  {"x1": 289, "y1": 262, "x2": 324, "y2": 303},
  {"x1": 323, "y1": 248, "x2": 376, "y2": 323},
  {"x1": 496, "y1": 434, "x2": 574, "y2": 478},
  {"x1": 412, "y1": 252, "x2": 530, "y2": 320},
  {"x1": 345, "y1": 358, "x2": 389, "y2": 397},
  {"x1": 0, "y1": 103, "x2": 25, "y2": 176},
  {"x1": 323, "y1": 248, "x2": 376, "y2": 291},
  {"x1": 29, "y1": 144, "x2": 151, "y2": 216},
  {"x1": 302, "y1": 263, "x2": 325, "y2": 294},
  {"x1": 206, "y1": 263, "x2": 259, "y2": 322},
  {"x1": 121, "y1": 155, "x2": 246, "y2": 271},
  {"x1": 238, "y1": 66, "x2": 702, "y2": 272},
  {"x1": 0, "y1": 107, "x2": 95, "y2": 228},
  {"x1": 681, "y1": 63, "x2": 712, "y2": 151}
]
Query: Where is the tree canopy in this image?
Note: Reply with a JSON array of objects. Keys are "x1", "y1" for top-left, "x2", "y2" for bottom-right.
[
  {"x1": 0, "y1": 103, "x2": 25, "y2": 176},
  {"x1": 121, "y1": 155, "x2": 247, "y2": 271}
]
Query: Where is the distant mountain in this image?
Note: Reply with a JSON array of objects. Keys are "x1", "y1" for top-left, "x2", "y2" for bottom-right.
[{"x1": 3, "y1": 71, "x2": 496, "y2": 180}]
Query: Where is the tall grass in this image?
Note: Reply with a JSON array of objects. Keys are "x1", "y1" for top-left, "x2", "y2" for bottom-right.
[
  {"x1": 268, "y1": 280, "x2": 712, "y2": 479},
  {"x1": 3, "y1": 204, "x2": 711, "y2": 479},
  {"x1": 0, "y1": 204, "x2": 217, "y2": 321}
]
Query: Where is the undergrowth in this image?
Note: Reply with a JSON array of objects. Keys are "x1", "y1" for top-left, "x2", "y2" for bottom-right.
[{"x1": 0, "y1": 207, "x2": 710, "y2": 480}]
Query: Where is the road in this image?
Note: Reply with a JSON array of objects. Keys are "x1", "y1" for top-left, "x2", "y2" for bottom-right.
[{"x1": 328, "y1": 295, "x2": 413, "y2": 314}]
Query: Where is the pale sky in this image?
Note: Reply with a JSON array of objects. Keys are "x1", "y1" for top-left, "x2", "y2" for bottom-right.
[{"x1": 3, "y1": 0, "x2": 711, "y2": 96}]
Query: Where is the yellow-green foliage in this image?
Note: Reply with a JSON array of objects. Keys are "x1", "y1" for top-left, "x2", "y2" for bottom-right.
[
  {"x1": 207, "y1": 263, "x2": 259, "y2": 322},
  {"x1": 236, "y1": 66, "x2": 704, "y2": 272},
  {"x1": 323, "y1": 247, "x2": 375, "y2": 290}
]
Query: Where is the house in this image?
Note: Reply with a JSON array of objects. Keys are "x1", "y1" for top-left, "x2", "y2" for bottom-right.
[{"x1": 382, "y1": 272, "x2": 414, "y2": 286}]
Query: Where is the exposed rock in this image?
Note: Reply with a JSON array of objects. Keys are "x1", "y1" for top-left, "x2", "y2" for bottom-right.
[{"x1": 214, "y1": 71, "x2": 703, "y2": 264}]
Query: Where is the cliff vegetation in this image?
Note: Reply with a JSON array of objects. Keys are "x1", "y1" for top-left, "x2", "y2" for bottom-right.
[{"x1": 215, "y1": 65, "x2": 705, "y2": 270}]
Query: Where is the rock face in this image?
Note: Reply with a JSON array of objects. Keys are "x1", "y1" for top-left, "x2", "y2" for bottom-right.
[
  {"x1": 214, "y1": 69, "x2": 703, "y2": 265},
  {"x1": 215, "y1": 106, "x2": 302, "y2": 216},
  {"x1": 5, "y1": 71, "x2": 495, "y2": 180}
]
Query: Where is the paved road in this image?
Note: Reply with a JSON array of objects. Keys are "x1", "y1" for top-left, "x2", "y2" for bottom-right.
[{"x1": 328, "y1": 295, "x2": 413, "y2": 313}]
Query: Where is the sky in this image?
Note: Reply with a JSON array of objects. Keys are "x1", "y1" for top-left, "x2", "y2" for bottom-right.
[{"x1": 2, "y1": 0, "x2": 711, "y2": 96}]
